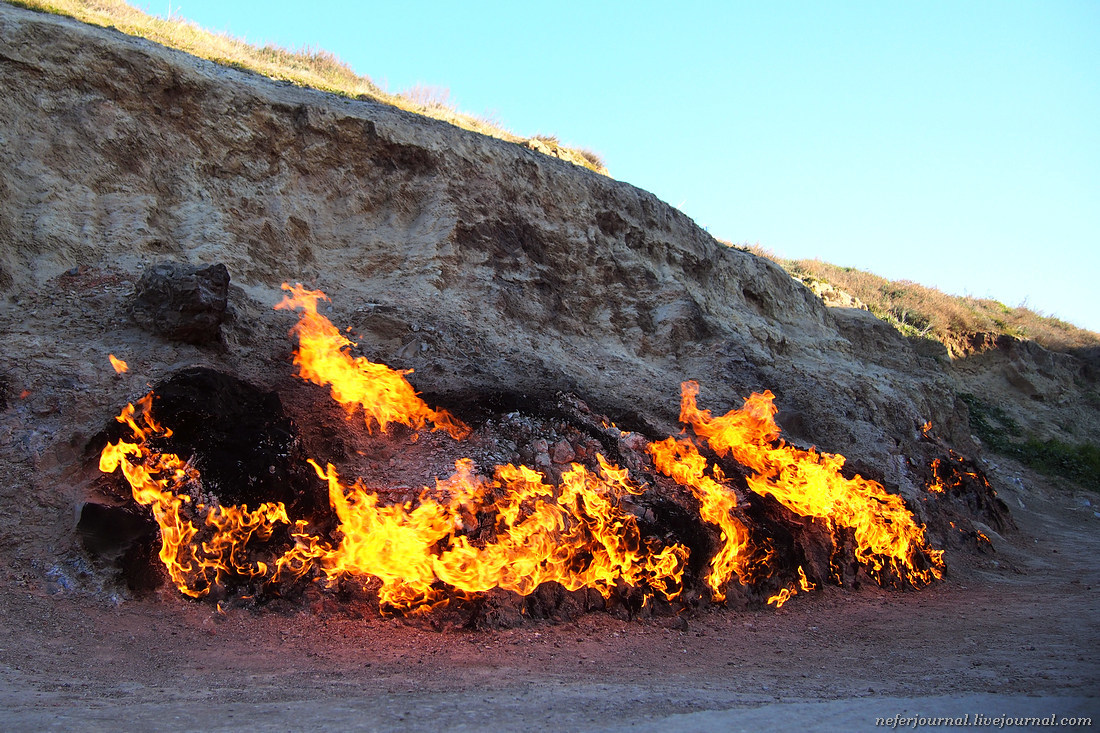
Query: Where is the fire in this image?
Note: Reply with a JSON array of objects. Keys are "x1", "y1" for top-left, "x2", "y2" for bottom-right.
[
  {"x1": 646, "y1": 437, "x2": 753, "y2": 601},
  {"x1": 100, "y1": 395, "x2": 686, "y2": 608},
  {"x1": 311, "y1": 455, "x2": 686, "y2": 611},
  {"x1": 97, "y1": 285, "x2": 946, "y2": 614},
  {"x1": 275, "y1": 283, "x2": 468, "y2": 439},
  {"x1": 767, "y1": 566, "x2": 815, "y2": 608},
  {"x1": 108, "y1": 354, "x2": 128, "y2": 374},
  {"x1": 926, "y1": 460, "x2": 946, "y2": 492},
  {"x1": 98, "y1": 394, "x2": 323, "y2": 598},
  {"x1": 677, "y1": 382, "x2": 944, "y2": 586}
]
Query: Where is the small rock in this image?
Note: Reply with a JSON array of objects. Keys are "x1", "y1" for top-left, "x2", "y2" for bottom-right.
[{"x1": 550, "y1": 439, "x2": 575, "y2": 465}]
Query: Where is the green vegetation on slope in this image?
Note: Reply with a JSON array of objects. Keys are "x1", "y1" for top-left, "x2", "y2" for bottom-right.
[
  {"x1": 5, "y1": 0, "x2": 607, "y2": 174},
  {"x1": 959, "y1": 393, "x2": 1100, "y2": 491}
]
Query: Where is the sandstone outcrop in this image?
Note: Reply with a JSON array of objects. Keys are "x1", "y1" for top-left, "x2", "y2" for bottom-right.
[{"x1": 0, "y1": 3, "x2": 1004, "y2": 576}]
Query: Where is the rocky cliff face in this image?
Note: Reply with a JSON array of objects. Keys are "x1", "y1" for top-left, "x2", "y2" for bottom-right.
[
  {"x1": 0, "y1": 4, "x2": 988, "y2": 570},
  {"x1": 946, "y1": 333, "x2": 1100, "y2": 447}
]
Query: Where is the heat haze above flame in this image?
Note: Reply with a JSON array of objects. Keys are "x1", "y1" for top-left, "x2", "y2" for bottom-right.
[{"x1": 98, "y1": 284, "x2": 944, "y2": 614}]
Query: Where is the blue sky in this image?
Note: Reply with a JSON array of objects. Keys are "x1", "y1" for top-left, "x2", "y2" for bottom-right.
[{"x1": 146, "y1": 1, "x2": 1098, "y2": 331}]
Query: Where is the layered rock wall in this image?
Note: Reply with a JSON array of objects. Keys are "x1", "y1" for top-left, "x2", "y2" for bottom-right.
[{"x1": 0, "y1": 4, "x2": 979, "y2": 562}]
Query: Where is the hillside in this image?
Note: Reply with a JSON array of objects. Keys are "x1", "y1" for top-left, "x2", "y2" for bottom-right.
[
  {"x1": 0, "y1": 2, "x2": 1097, "y2": 726},
  {"x1": 5, "y1": 0, "x2": 607, "y2": 173},
  {"x1": 13, "y1": 0, "x2": 1098, "y2": 494},
  {"x1": 769, "y1": 253, "x2": 1100, "y2": 356}
]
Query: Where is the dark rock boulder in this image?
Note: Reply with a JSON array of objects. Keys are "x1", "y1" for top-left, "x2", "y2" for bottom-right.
[{"x1": 128, "y1": 262, "x2": 229, "y2": 344}]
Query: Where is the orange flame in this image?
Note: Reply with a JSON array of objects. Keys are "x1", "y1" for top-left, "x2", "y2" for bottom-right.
[
  {"x1": 98, "y1": 395, "x2": 325, "y2": 597},
  {"x1": 311, "y1": 455, "x2": 686, "y2": 611},
  {"x1": 677, "y1": 382, "x2": 943, "y2": 586},
  {"x1": 926, "y1": 459, "x2": 946, "y2": 493},
  {"x1": 98, "y1": 287, "x2": 946, "y2": 613},
  {"x1": 108, "y1": 354, "x2": 128, "y2": 374},
  {"x1": 275, "y1": 283, "x2": 468, "y2": 439},
  {"x1": 767, "y1": 566, "x2": 815, "y2": 608},
  {"x1": 646, "y1": 437, "x2": 752, "y2": 601},
  {"x1": 100, "y1": 395, "x2": 686, "y2": 608}
]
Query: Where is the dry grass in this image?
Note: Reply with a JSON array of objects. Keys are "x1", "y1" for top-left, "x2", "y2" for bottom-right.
[
  {"x1": 6, "y1": 0, "x2": 607, "y2": 175},
  {"x1": 737, "y1": 244, "x2": 1100, "y2": 355}
]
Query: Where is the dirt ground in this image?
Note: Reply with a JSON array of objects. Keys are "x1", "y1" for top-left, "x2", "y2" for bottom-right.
[{"x1": 0, "y1": 462, "x2": 1096, "y2": 732}]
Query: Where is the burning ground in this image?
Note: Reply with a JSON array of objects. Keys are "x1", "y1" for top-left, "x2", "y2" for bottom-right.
[
  {"x1": 2, "y1": 272, "x2": 1092, "y2": 726},
  {"x1": 83, "y1": 283, "x2": 983, "y2": 625},
  {"x1": 0, "y1": 3, "x2": 1097, "y2": 725}
]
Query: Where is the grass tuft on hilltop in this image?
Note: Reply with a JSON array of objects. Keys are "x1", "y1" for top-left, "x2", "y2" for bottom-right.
[
  {"x1": 737, "y1": 245, "x2": 1100, "y2": 355},
  {"x1": 5, "y1": 0, "x2": 608, "y2": 175}
]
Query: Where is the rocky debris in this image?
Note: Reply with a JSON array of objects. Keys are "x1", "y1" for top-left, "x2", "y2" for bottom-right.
[
  {"x1": 550, "y1": 439, "x2": 575, "y2": 465},
  {"x1": 128, "y1": 262, "x2": 229, "y2": 344}
]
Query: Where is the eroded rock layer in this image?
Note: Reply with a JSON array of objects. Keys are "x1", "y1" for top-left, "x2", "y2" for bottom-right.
[{"x1": 0, "y1": 3, "x2": 993, "y2": 580}]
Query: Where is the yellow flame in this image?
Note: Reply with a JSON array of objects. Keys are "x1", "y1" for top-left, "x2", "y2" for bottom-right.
[
  {"x1": 274, "y1": 283, "x2": 468, "y2": 439},
  {"x1": 767, "y1": 566, "x2": 816, "y2": 608},
  {"x1": 310, "y1": 455, "x2": 687, "y2": 611},
  {"x1": 678, "y1": 382, "x2": 944, "y2": 586},
  {"x1": 646, "y1": 437, "x2": 752, "y2": 601},
  {"x1": 98, "y1": 395, "x2": 324, "y2": 598},
  {"x1": 97, "y1": 287, "x2": 946, "y2": 612}
]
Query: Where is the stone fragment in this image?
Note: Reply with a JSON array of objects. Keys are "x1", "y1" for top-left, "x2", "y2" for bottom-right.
[
  {"x1": 129, "y1": 262, "x2": 229, "y2": 343},
  {"x1": 550, "y1": 439, "x2": 575, "y2": 465}
]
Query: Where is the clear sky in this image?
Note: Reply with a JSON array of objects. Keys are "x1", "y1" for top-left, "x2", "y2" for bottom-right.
[{"x1": 144, "y1": 1, "x2": 1099, "y2": 331}]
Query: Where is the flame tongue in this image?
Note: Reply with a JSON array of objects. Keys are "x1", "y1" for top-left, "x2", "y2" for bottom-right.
[
  {"x1": 274, "y1": 283, "x2": 468, "y2": 439},
  {"x1": 677, "y1": 382, "x2": 944, "y2": 586},
  {"x1": 646, "y1": 437, "x2": 752, "y2": 602}
]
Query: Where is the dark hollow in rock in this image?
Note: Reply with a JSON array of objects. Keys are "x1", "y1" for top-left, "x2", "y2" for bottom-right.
[
  {"x1": 77, "y1": 502, "x2": 157, "y2": 558},
  {"x1": 76, "y1": 503, "x2": 164, "y2": 595},
  {"x1": 88, "y1": 368, "x2": 328, "y2": 595},
  {"x1": 144, "y1": 367, "x2": 320, "y2": 515},
  {"x1": 128, "y1": 261, "x2": 229, "y2": 344}
]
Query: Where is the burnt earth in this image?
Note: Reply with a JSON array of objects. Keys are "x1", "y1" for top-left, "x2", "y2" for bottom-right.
[{"x1": 87, "y1": 375, "x2": 969, "y2": 622}]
